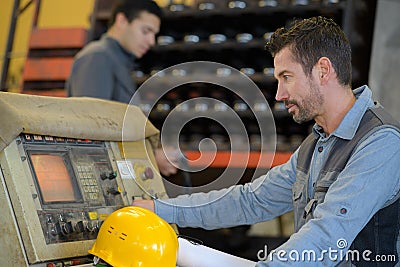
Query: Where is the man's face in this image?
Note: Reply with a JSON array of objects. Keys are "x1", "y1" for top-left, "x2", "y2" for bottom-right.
[
  {"x1": 274, "y1": 47, "x2": 323, "y2": 124},
  {"x1": 120, "y1": 11, "x2": 160, "y2": 58}
]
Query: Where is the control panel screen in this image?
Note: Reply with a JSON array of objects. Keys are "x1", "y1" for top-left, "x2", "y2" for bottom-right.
[{"x1": 30, "y1": 153, "x2": 82, "y2": 203}]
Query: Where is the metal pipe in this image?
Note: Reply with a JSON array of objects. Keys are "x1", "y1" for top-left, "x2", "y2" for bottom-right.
[
  {"x1": 1, "y1": 0, "x2": 21, "y2": 91},
  {"x1": 32, "y1": 0, "x2": 41, "y2": 28}
]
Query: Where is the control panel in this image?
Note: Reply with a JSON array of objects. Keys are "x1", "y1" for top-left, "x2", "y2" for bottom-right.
[
  {"x1": 0, "y1": 133, "x2": 167, "y2": 266},
  {"x1": 20, "y1": 134, "x2": 125, "y2": 245}
]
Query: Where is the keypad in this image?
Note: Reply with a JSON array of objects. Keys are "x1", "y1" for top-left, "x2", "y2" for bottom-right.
[{"x1": 76, "y1": 165, "x2": 100, "y2": 200}]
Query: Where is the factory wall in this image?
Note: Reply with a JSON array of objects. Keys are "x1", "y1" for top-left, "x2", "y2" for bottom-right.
[
  {"x1": 369, "y1": 0, "x2": 400, "y2": 121},
  {"x1": 0, "y1": 0, "x2": 94, "y2": 92}
]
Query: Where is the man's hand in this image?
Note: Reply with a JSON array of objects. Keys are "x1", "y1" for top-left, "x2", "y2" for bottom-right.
[
  {"x1": 155, "y1": 146, "x2": 179, "y2": 176},
  {"x1": 132, "y1": 199, "x2": 155, "y2": 212}
]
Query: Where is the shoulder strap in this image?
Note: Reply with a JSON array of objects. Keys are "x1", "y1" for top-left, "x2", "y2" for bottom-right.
[
  {"x1": 297, "y1": 105, "x2": 400, "y2": 206},
  {"x1": 323, "y1": 105, "x2": 400, "y2": 172}
]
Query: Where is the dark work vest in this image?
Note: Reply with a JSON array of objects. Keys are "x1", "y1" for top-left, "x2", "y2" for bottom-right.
[{"x1": 295, "y1": 105, "x2": 400, "y2": 266}]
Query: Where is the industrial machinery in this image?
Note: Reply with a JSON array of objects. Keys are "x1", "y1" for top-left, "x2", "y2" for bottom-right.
[{"x1": 0, "y1": 92, "x2": 167, "y2": 266}]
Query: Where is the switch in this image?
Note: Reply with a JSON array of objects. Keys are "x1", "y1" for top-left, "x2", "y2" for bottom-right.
[
  {"x1": 107, "y1": 187, "x2": 122, "y2": 195},
  {"x1": 108, "y1": 172, "x2": 117, "y2": 180},
  {"x1": 100, "y1": 173, "x2": 107, "y2": 180}
]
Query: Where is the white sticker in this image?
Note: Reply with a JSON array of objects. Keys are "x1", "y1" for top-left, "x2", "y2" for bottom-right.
[{"x1": 116, "y1": 160, "x2": 136, "y2": 179}]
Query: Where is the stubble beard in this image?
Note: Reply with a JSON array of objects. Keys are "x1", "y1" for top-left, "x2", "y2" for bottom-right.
[{"x1": 288, "y1": 80, "x2": 324, "y2": 124}]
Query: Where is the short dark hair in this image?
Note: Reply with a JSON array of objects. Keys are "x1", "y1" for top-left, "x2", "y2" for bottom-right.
[
  {"x1": 265, "y1": 16, "x2": 352, "y2": 86},
  {"x1": 109, "y1": 0, "x2": 163, "y2": 26}
]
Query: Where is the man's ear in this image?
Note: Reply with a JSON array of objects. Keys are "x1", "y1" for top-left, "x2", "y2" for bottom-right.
[
  {"x1": 317, "y1": 57, "x2": 332, "y2": 85},
  {"x1": 115, "y1": 12, "x2": 128, "y2": 27}
]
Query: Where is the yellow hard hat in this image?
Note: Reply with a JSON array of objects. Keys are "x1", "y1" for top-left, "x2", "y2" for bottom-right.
[{"x1": 88, "y1": 206, "x2": 178, "y2": 267}]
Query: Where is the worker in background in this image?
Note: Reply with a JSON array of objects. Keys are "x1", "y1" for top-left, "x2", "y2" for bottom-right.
[
  {"x1": 66, "y1": 0, "x2": 178, "y2": 177},
  {"x1": 133, "y1": 16, "x2": 400, "y2": 266}
]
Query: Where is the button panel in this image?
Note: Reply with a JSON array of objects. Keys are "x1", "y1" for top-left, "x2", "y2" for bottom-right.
[
  {"x1": 76, "y1": 165, "x2": 100, "y2": 201},
  {"x1": 21, "y1": 134, "x2": 125, "y2": 244}
]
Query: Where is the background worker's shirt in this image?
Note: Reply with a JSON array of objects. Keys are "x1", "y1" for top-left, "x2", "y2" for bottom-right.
[{"x1": 66, "y1": 34, "x2": 141, "y2": 105}]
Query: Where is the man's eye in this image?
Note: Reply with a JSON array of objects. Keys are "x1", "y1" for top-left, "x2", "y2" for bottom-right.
[{"x1": 283, "y1": 75, "x2": 289, "y2": 81}]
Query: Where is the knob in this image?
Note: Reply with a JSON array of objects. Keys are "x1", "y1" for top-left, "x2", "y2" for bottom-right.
[
  {"x1": 61, "y1": 221, "x2": 74, "y2": 235},
  {"x1": 141, "y1": 167, "x2": 154, "y2": 180},
  {"x1": 76, "y1": 221, "x2": 86, "y2": 233},
  {"x1": 55, "y1": 222, "x2": 62, "y2": 236},
  {"x1": 86, "y1": 221, "x2": 95, "y2": 232},
  {"x1": 93, "y1": 220, "x2": 102, "y2": 231},
  {"x1": 48, "y1": 223, "x2": 59, "y2": 236}
]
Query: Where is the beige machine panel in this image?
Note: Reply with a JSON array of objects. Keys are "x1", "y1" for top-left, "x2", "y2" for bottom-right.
[
  {"x1": 113, "y1": 140, "x2": 168, "y2": 201},
  {"x1": 0, "y1": 93, "x2": 167, "y2": 266}
]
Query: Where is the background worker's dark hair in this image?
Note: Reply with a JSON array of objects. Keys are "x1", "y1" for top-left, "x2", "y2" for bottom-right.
[
  {"x1": 108, "y1": 0, "x2": 163, "y2": 27},
  {"x1": 266, "y1": 16, "x2": 352, "y2": 87}
]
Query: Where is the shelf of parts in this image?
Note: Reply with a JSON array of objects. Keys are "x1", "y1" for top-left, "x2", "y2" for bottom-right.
[
  {"x1": 94, "y1": 2, "x2": 346, "y2": 20},
  {"x1": 133, "y1": 72, "x2": 276, "y2": 87},
  {"x1": 152, "y1": 39, "x2": 266, "y2": 52},
  {"x1": 161, "y1": 2, "x2": 346, "y2": 19}
]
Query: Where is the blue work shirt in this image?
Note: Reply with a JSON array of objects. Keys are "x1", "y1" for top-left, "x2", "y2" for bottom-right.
[{"x1": 155, "y1": 85, "x2": 400, "y2": 266}]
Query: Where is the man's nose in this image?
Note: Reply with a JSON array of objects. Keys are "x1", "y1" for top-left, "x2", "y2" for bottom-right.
[
  {"x1": 275, "y1": 83, "x2": 288, "y2": 101},
  {"x1": 149, "y1": 34, "x2": 156, "y2": 46}
]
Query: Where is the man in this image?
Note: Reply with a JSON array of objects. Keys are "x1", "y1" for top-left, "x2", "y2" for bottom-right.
[
  {"x1": 66, "y1": 0, "x2": 178, "y2": 176},
  {"x1": 134, "y1": 16, "x2": 400, "y2": 266}
]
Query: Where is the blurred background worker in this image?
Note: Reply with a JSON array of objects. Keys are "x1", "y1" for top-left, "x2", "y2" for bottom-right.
[
  {"x1": 89, "y1": 206, "x2": 179, "y2": 266},
  {"x1": 66, "y1": 0, "x2": 179, "y2": 177}
]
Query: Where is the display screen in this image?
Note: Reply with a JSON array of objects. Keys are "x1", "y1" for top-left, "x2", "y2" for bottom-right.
[{"x1": 30, "y1": 153, "x2": 78, "y2": 203}]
